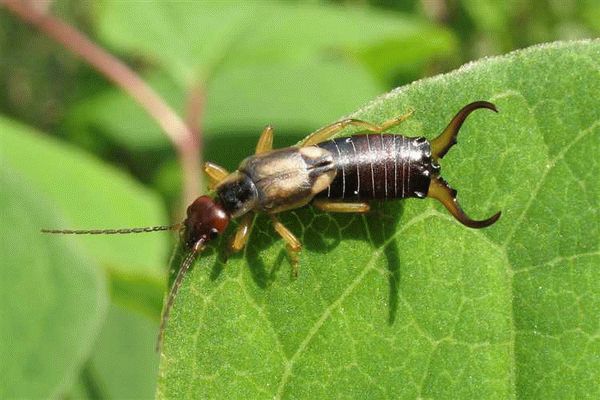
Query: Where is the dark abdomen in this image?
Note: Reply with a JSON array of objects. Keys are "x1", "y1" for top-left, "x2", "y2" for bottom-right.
[{"x1": 315, "y1": 134, "x2": 436, "y2": 200}]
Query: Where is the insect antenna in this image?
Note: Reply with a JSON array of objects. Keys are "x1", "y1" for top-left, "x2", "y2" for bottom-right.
[
  {"x1": 41, "y1": 224, "x2": 181, "y2": 235},
  {"x1": 156, "y1": 238, "x2": 205, "y2": 352}
]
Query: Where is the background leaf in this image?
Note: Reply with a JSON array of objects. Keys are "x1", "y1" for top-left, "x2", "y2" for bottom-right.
[
  {"x1": 96, "y1": 1, "x2": 455, "y2": 83},
  {"x1": 64, "y1": 1, "x2": 455, "y2": 152},
  {"x1": 0, "y1": 117, "x2": 169, "y2": 398},
  {"x1": 80, "y1": 303, "x2": 160, "y2": 399},
  {"x1": 0, "y1": 117, "x2": 170, "y2": 280},
  {"x1": 0, "y1": 165, "x2": 108, "y2": 398},
  {"x1": 158, "y1": 41, "x2": 599, "y2": 398}
]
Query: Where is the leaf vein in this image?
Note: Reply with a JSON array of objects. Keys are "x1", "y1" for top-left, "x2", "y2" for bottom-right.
[
  {"x1": 502, "y1": 121, "x2": 599, "y2": 248},
  {"x1": 274, "y1": 210, "x2": 437, "y2": 398}
]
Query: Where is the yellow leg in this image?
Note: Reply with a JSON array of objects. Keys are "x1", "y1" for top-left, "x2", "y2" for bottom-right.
[
  {"x1": 203, "y1": 162, "x2": 230, "y2": 189},
  {"x1": 270, "y1": 215, "x2": 302, "y2": 277},
  {"x1": 255, "y1": 125, "x2": 274, "y2": 154},
  {"x1": 229, "y1": 213, "x2": 254, "y2": 253},
  {"x1": 312, "y1": 199, "x2": 370, "y2": 213},
  {"x1": 300, "y1": 109, "x2": 414, "y2": 146},
  {"x1": 379, "y1": 110, "x2": 415, "y2": 130}
]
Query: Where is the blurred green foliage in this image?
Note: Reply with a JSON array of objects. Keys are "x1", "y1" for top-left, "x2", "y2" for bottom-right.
[{"x1": 0, "y1": 1, "x2": 598, "y2": 399}]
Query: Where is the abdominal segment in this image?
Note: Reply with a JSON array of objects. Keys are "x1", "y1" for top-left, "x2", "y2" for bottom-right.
[{"x1": 316, "y1": 134, "x2": 435, "y2": 201}]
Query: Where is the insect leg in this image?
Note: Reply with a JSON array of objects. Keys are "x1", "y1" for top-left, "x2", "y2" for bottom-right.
[
  {"x1": 203, "y1": 161, "x2": 230, "y2": 189},
  {"x1": 229, "y1": 213, "x2": 254, "y2": 252},
  {"x1": 377, "y1": 109, "x2": 414, "y2": 131},
  {"x1": 300, "y1": 120, "x2": 377, "y2": 146},
  {"x1": 255, "y1": 125, "x2": 274, "y2": 154},
  {"x1": 300, "y1": 109, "x2": 413, "y2": 146},
  {"x1": 270, "y1": 215, "x2": 302, "y2": 277},
  {"x1": 427, "y1": 176, "x2": 501, "y2": 228},
  {"x1": 431, "y1": 101, "x2": 497, "y2": 161},
  {"x1": 312, "y1": 199, "x2": 370, "y2": 213}
]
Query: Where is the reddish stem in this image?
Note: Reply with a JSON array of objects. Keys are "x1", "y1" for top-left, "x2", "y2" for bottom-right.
[
  {"x1": 2, "y1": 0, "x2": 201, "y2": 207},
  {"x1": 184, "y1": 82, "x2": 206, "y2": 206}
]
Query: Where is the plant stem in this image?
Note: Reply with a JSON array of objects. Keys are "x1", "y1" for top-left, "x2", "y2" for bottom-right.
[
  {"x1": 184, "y1": 82, "x2": 205, "y2": 207},
  {"x1": 2, "y1": 0, "x2": 201, "y2": 207}
]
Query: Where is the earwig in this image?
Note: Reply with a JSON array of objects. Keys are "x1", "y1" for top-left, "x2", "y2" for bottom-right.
[{"x1": 42, "y1": 101, "x2": 501, "y2": 350}]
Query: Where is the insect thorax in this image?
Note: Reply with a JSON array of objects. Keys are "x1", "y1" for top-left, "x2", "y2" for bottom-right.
[
  {"x1": 239, "y1": 146, "x2": 336, "y2": 214},
  {"x1": 215, "y1": 171, "x2": 259, "y2": 218}
]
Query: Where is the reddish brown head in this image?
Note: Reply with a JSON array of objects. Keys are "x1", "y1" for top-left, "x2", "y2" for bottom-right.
[{"x1": 183, "y1": 196, "x2": 230, "y2": 249}]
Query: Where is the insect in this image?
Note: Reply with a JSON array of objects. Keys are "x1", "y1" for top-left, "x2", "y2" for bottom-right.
[{"x1": 43, "y1": 101, "x2": 501, "y2": 348}]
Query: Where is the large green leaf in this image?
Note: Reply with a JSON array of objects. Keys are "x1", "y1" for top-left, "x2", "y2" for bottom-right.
[
  {"x1": 0, "y1": 166, "x2": 108, "y2": 398},
  {"x1": 65, "y1": 1, "x2": 454, "y2": 151},
  {"x1": 0, "y1": 117, "x2": 169, "y2": 397},
  {"x1": 158, "y1": 41, "x2": 599, "y2": 398},
  {"x1": 78, "y1": 303, "x2": 160, "y2": 399},
  {"x1": 0, "y1": 116, "x2": 170, "y2": 280},
  {"x1": 65, "y1": 63, "x2": 383, "y2": 152},
  {"x1": 0, "y1": 117, "x2": 169, "y2": 398},
  {"x1": 96, "y1": 1, "x2": 455, "y2": 83}
]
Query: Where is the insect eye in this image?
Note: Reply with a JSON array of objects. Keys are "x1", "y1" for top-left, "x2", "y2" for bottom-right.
[{"x1": 209, "y1": 228, "x2": 219, "y2": 240}]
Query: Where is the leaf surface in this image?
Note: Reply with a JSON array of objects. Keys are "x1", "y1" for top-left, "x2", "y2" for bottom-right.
[
  {"x1": 0, "y1": 166, "x2": 108, "y2": 398},
  {"x1": 158, "y1": 41, "x2": 599, "y2": 398},
  {"x1": 0, "y1": 117, "x2": 170, "y2": 279},
  {"x1": 65, "y1": 1, "x2": 455, "y2": 150},
  {"x1": 83, "y1": 303, "x2": 160, "y2": 399},
  {"x1": 0, "y1": 117, "x2": 167, "y2": 397}
]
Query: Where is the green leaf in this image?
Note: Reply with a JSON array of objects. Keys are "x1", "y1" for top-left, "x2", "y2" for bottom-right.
[
  {"x1": 70, "y1": 303, "x2": 159, "y2": 399},
  {"x1": 0, "y1": 165, "x2": 108, "y2": 398},
  {"x1": 158, "y1": 41, "x2": 599, "y2": 398},
  {"x1": 0, "y1": 116, "x2": 170, "y2": 280},
  {"x1": 0, "y1": 117, "x2": 170, "y2": 397},
  {"x1": 65, "y1": 63, "x2": 383, "y2": 152},
  {"x1": 0, "y1": 116, "x2": 171, "y2": 397},
  {"x1": 65, "y1": 1, "x2": 455, "y2": 151},
  {"x1": 96, "y1": 1, "x2": 455, "y2": 83}
]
